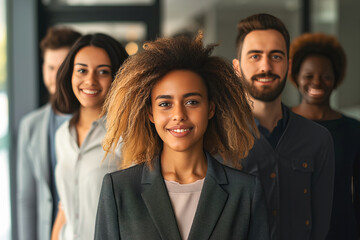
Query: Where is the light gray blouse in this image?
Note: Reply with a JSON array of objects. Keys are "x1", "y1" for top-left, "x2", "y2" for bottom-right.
[{"x1": 55, "y1": 116, "x2": 120, "y2": 240}]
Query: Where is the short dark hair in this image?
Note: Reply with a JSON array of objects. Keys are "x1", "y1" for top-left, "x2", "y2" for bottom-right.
[
  {"x1": 289, "y1": 32, "x2": 346, "y2": 88},
  {"x1": 53, "y1": 33, "x2": 129, "y2": 113},
  {"x1": 235, "y1": 13, "x2": 290, "y2": 59},
  {"x1": 40, "y1": 27, "x2": 81, "y2": 57}
]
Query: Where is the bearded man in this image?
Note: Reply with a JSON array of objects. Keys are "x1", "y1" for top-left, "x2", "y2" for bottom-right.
[{"x1": 232, "y1": 13, "x2": 335, "y2": 240}]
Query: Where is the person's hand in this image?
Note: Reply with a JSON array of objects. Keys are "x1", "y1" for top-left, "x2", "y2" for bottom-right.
[{"x1": 51, "y1": 202, "x2": 66, "y2": 240}]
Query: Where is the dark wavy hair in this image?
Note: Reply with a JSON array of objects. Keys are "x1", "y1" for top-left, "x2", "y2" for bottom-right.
[
  {"x1": 289, "y1": 32, "x2": 346, "y2": 88},
  {"x1": 53, "y1": 33, "x2": 129, "y2": 114},
  {"x1": 103, "y1": 33, "x2": 259, "y2": 169},
  {"x1": 235, "y1": 13, "x2": 290, "y2": 59}
]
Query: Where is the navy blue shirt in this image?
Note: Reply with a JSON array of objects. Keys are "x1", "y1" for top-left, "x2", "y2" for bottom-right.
[{"x1": 255, "y1": 104, "x2": 289, "y2": 149}]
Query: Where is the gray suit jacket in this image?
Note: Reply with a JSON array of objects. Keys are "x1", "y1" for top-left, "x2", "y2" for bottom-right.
[
  {"x1": 17, "y1": 104, "x2": 53, "y2": 240},
  {"x1": 94, "y1": 152, "x2": 269, "y2": 240}
]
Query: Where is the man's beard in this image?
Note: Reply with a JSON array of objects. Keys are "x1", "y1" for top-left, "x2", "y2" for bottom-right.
[{"x1": 240, "y1": 67, "x2": 287, "y2": 102}]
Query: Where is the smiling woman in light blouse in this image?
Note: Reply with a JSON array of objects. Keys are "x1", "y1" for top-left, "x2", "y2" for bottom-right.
[{"x1": 50, "y1": 33, "x2": 128, "y2": 240}]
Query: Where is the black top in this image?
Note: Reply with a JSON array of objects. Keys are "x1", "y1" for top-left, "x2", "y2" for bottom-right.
[
  {"x1": 242, "y1": 105, "x2": 335, "y2": 240},
  {"x1": 315, "y1": 115, "x2": 360, "y2": 240}
]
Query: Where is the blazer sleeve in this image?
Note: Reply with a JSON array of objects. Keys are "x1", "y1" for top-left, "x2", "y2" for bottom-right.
[
  {"x1": 16, "y1": 118, "x2": 37, "y2": 240},
  {"x1": 248, "y1": 177, "x2": 270, "y2": 240},
  {"x1": 94, "y1": 174, "x2": 121, "y2": 240},
  {"x1": 311, "y1": 132, "x2": 335, "y2": 240}
]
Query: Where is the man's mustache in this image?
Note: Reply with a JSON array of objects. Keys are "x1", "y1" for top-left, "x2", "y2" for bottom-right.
[{"x1": 251, "y1": 72, "x2": 280, "y2": 80}]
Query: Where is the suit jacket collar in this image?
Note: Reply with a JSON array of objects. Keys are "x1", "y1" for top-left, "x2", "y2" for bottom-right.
[
  {"x1": 141, "y1": 152, "x2": 229, "y2": 240},
  {"x1": 141, "y1": 155, "x2": 181, "y2": 240}
]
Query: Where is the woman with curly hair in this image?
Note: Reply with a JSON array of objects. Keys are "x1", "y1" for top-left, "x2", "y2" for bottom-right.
[
  {"x1": 290, "y1": 33, "x2": 360, "y2": 240},
  {"x1": 94, "y1": 34, "x2": 269, "y2": 240}
]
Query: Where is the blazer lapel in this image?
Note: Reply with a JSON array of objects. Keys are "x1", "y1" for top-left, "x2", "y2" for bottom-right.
[
  {"x1": 141, "y1": 157, "x2": 182, "y2": 240},
  {"x1": 188, "y1": 153, "x2": 228, "y2": 240}
]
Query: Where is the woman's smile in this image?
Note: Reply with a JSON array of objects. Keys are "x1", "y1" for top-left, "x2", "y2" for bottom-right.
[
  {"x1": 167, "y1": 126, "x2": 193, "y2": 137},
  {"x1": 306, "y1": 87, "x2": 325, "y2": 98},
  {"x1": 81, "y1": 88, "x2": 101, "y2": 96}
]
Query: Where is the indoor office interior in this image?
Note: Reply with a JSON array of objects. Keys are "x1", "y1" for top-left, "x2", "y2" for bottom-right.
[{"x1": 1, "y1": 0, "x2": 359, "y2": 239}]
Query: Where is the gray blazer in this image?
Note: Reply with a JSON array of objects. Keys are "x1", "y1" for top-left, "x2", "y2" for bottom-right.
[
  {"x1": 17, "y1": 104, "x2": 53, "y2": 240},
  {"x1": 94, "y1": 152, "x2": 269, "y2": 240}
]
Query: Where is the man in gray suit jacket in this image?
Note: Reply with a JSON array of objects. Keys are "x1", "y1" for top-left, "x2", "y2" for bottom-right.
[{"x1": 16, "y1": 27, "x2": 80, "y2": 240}]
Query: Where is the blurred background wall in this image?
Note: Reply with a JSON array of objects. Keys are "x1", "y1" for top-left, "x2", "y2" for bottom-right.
[{"x1": 1, "y1": 0, "x2": 359, "y2": 239}]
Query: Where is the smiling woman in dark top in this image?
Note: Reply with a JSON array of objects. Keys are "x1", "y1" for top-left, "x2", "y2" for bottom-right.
[{"x1": 290, "y1": 32, "x2": 360, "y2": 240}]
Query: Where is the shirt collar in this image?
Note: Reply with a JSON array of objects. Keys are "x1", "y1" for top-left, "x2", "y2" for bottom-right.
[{"x1": 254, "y1": 103, "x2": 289, "y2": 129}]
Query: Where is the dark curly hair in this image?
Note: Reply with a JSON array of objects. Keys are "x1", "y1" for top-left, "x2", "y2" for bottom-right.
[
  {"x1": 289, "y1": 32, "x2": 346, "y2": 88},
  {"x1": 103, "y1": 33, "x2": 259, "y2": 169}
]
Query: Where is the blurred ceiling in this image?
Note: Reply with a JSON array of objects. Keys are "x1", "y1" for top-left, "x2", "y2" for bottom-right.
[
  {"x1": 50, "y1": 0, "x2": 310, "y2": 39},
  {"x1": 163, "y1": 0, "x2": 300, "y2": 36}
]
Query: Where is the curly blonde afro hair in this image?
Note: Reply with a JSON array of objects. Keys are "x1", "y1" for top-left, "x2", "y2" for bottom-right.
[{"x1": 289, "y1": 33, "x2": 346, "y2": 88}]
